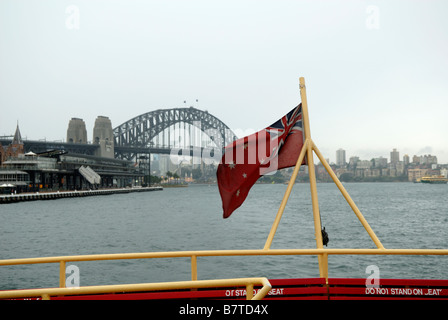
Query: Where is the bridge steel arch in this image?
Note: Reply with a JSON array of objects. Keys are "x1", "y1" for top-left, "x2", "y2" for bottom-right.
[{"x1": 113, "y1": 107, "x2": 237, "y2": 160}]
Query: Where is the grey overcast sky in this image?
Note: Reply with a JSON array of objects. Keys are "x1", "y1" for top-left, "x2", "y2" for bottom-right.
[{"x1": 1, "y1": 0, "x2": 447, "y2": 163}]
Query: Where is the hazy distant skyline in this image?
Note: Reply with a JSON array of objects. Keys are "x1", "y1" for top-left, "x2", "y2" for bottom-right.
[{"x1": 1, "y1": 0, "x2": 447, "y2": 163}]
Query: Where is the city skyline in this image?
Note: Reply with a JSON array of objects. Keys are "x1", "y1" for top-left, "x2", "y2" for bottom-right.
[
  {"x1": 1, "y1": 1, "x2": 447, "y2": 162},
  {"x1": 332, "y1": 147, "x2": 440, "y2": 166},
  {"x1": 0, "y1": 117, "x2": 445, "y2": 166}
]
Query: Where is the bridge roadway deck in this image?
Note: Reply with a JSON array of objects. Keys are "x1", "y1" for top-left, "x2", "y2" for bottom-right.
[{"x1": 0, "y1": 139, "x2": 221, "y2": 158}]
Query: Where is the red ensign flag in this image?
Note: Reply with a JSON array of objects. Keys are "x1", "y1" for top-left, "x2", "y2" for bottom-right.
[{"x1": 217, "y1": 104, "x2": 305, "y2": 218}]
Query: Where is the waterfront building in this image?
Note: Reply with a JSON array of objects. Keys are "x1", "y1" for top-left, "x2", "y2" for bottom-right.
[
  {"x1": 1, "y1": 152, "x2": 144, "y2": 193},
  {"x1": 374, "y1": 157, "x2": 387, "y2": 168},
  {"x1": 357, "y1": 160, "x2": 372, "y2": 169},
  {"x1": 408, "y1": 168, "x2": 429, "y2": 182},
  {"x1": 371, "y1": 168, "x2": 381, "y2": 177},
  {"x1": 389, "y1": 168, "x2": 397, "y2": 177},
  {"x1": 0, "y1": 124, "x2": 24, "y2": 165},
  {"x1": 0, "y1": 169, "x2": 30, "y2": 194},
  {"x1": 1, "y1": 123, "x2": 144, "y2": 192},
  {"x1": 355, "y1": 168, "x2": 365, "y2": 178}
]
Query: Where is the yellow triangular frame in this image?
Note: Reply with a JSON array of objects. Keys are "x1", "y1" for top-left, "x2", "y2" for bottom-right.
[{"x1": 263, "y1": 77, "x2": 384, "y2": 278}]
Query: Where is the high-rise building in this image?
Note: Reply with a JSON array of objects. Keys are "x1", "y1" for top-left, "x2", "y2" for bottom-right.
[
  {"x1": 336, "y1": 148, "x2": 346, "y2": 166},
  {"x1": 421, "y1": 154, "x2": 437, "y2": 165},
  {"x1": 403, "y1": 154, "x2": 410, "y2": 166},
  {"x1": 412, "y1": 155, "x2": 420, "y2": 164},
  {"x1": 390, "y1": 148, "x2": 399, "y2": 164}
]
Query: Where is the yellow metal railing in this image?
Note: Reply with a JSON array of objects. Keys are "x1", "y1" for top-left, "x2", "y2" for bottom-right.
[
  {"x1": 1, "y1": 248, "x2": 448, "y2": 300},
  {"x1": 0, "y1": 275, "x2": 271, "y2": 301}
]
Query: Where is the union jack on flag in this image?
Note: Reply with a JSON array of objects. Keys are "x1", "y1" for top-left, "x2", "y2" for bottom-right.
[
  {"x1": 264, "y1": 104, "x2": 303, "y2": 165},
  {"x1": 217, "y1": 104, "x2": 305, "y2": 218}
]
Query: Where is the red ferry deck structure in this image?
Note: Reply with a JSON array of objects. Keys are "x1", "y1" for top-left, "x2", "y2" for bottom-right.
[{"x1": 1, "y1": 77, "x2": 447, "y2": 301}]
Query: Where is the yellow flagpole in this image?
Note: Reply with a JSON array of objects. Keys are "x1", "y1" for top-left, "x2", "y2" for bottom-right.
[
  {"x1": 264, "y1": 77, "x2": 384, "y2": 279},
  {"x1": 299, "y1": 77, "x2": 327, "y2": 279},
  {"x1": 263, "y1": 77, "x2": 327, "y2": 277}
]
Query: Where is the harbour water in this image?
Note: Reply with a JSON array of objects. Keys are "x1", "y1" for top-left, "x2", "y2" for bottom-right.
[{"x1": 1, "y1": 182, "x2": 447, "y2": 290}]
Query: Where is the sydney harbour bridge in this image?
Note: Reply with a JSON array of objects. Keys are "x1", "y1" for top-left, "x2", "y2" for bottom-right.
[
  {"x1": 1, "y1": 107, "x2": 238, "y2": 164},
  {"x1": 113, "y1": 107, "x2": 237, "y2": 162}
]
